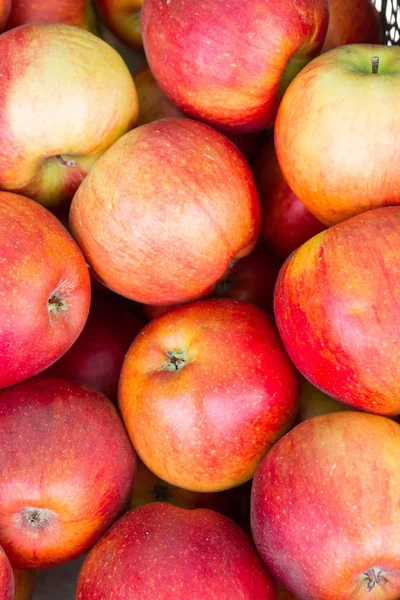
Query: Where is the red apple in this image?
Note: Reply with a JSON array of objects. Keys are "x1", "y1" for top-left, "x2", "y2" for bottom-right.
[
  {"x1": 275, "y1": 44, "x2": 400, "y2": 226},
  {"x1": 322, "y1": 0, "x2": 382, "y2": 52},
  {"x1": 13, "y1": 570, "x2": 35, "y2": 600},
  {"x1": 254, "y1": 135, "x2": 326, "y2": 259},
  {"x1": 0, "y1": 0, "x2": 10, "y2": 30},
  {"x1": 119, "y1": 299, "x2": 298, "y2": 492},
  {"x1": 251, "y1": 412, "x2": 400, "y2": 599},
  {"x1": 274, "y1": 206, "x2": 400, "y2": 416},
  {"x1": 0, "y1": 22, "x2": 138, "y2": 208},
  {"x1": 70, "y1": 118, "x2": 261, "y2": 306},
  {"x1": 296, "y1": 377, "x2": 352, "y2": 423},
  {"x1": 76, "y1": 503, "x2": 277, "y2": 599},
  {"x1": 96, "y1": 0, "x2": 143, "y2": 49},
  {"x1": 141, "y1": 0, "x2": 329, "y2": 133},
  {"x1": 46, "y1": 295, "x2": 142, "y2": 403},
  {"x1": 0, "y1": 378, "x2": 135, "y2": 569},
  {"x1": 0, "y1": 546, "x2": 13, "y2": 600},
  {"x1": 5, "y1": 0, "x2": 98, "y2": 32},
  {"x1": 0, "y1": 192, "x2": 90, "y2": 390}
]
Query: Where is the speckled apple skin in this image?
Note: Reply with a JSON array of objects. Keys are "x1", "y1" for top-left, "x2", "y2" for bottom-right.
[
  {"x1": 5, "y1": 0, "x2": 97, "y2": 31},
  {"x1": 0, "y1": 545, "x2": 13, "y2": 600}
]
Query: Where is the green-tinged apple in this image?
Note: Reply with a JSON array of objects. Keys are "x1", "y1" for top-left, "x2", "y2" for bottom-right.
[
  {"x1": 251, "y1": 412, "x2": 400, "y2": 599},
  {"x1": 0, "y1": 22, "x2": 138, "y2": 208},
  {"x1": 0, "y1": 192, "x2": 90, "y2": 390},
  {"x1": 0, "y1": 545, "x2": 13, "y2": 600},
  {"x1": 13, "y1": 570, "x2": 35, "y2": 600},
  {"x1": 5, "y1": 0, "x2": 98, "y2": 32},
  {"x1": 0, "y1": 0, "x2": 10, "y2": 29},
  {"x1": 274, "y1": 207, "x2": 400, "y2": 415},
  {"x1": 275, "y1": 44, "x2": 400, "y2": 226},
  {"x1": 322, "y1": 0, "x2": 381, "y2": 52},
  {"x1": 141, "y1": 0, "x2": 329, "y2": 133},
  {"x1": 70, "y1": 118, "x2": 261, "y2": 306},
  {"x1": 119, "y1": 299, "x2": 298, "y2": 492},
  {"x1": 296, "y1": 377, "x2": 352, "y2": 423},
  {"x1": 254, "y1": 135, "x2": 326, "y2": 259},
  {"x1": 96, "y1": 0, "x2": 143, "y2": 49},
  {"x1": 0, "y1": 378, "x2": 135, "y2": 569},
  {"x1": 76, "y1": 503, "x2": 277, "y2": 599}
]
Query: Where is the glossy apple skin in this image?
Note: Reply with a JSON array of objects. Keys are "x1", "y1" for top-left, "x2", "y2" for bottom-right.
[
  {"x1": 5, "y1": 0, "x2": 97, "y2": 32},
  {"x1": 70, "y1": 118, "x2": 261, "y2": 306},
  {"x1": 0, "y1": 0, "x2": 10, "y2": 30},
  {"x1": 13, "y1": 570, "x2": 35, "y2": 600},
  {"x1": 322, "y1": 0, "x2": 382, "y2": 52},
  {"x1": 254, "y1": 135, "x2": 326, "y2": 259},
  {"x1": 96, "y1": 0, "x2": 143, "y2": 48},
  {"x1": 119, "y1": 299, "x2": 298, "y2": 492},
  {"x1": 141, "y1": 0, "x2": 328, "y2": 134},
  {"x1": 0, "y1": 378, "x2": 135, "y2": 569},
  {"x1": 0, "y1": 546, "x2": 13, "y2": 600},
  {"x1": 251, "y1": 412, "x2": 400, "y2": 599},
  {"x1": 0, "y1": 23, "x2": 138, "y2": 208},
  {"x1": 76, "y1": 503, "x2": 276, "y2": 599},
  {"x1": 0, "y1": 192, "x2": 90, "y2": 390},
  {"x1": 275, "y1": 44, "x2": 400, "y2": 226},
  {"x1": 274, "y1": 207, "x2": 400, "y2": 416}
]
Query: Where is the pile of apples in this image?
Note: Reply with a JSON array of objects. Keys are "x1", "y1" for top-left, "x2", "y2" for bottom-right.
[{"x1": 0, "y1": 0, "x2": 399, "y2": 599}]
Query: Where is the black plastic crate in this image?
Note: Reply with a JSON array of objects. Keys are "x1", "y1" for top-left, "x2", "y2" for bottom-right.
[{"x1": 376, "y1": 0, "x2": 400, "y2": 43}]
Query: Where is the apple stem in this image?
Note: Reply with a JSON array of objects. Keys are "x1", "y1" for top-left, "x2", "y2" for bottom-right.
[
  {"x1": 56, "y1": 155, "x2": 77, "y2": 168},
  {"x1": 372, "y1": 56, "x2": 379, "y2": 74},
  {"x1": 161, "y1": 350, "x2": 186, "y2": 372}
]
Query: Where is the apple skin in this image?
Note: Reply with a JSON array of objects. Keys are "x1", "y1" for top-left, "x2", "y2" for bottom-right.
[
  {"x1": 96, "y1": 0, "x2": 143, "y2": 49},
  {"x1": 0, "y1": 192, "x2": 91, "y2": 390},
  {"x1": 275, "y1": 44, "x2": 400, "y2": 227},
  {"x1": 0, "y1": 22, "x2": 138, "y2": 208},
  {"x1": 76, "y1": 503, "x2": 277, "y2": 599},
  {"x1": 0, "y1": 378, "x2": 136, "y2": 569},
  {"x1": 5, "y1": 0, "x2": 98, "y2": 32},
  {"x1": 0, "y1": 0, "x2": 10, "y2": 30},
  {"x1": 254, "y1": 135, "x2": 326, "y2": 259},
  {"x1": 251, "y1": 412, "x2": 400, "y2": 599},
  {"x1": 70, "y1": 118, "x2": 261, "y2": 306},
  {"x1": 119, "y1": 298, "x2": 298, "y2": 492},
  {"x1": 322, "y1": 0, "x2": 382, "y2": 52},
  {"x1": 274, "y1": 207, "x2": 400, "y2": 416},
  {"x1": 296, "y1": 377, "x2": 352, "y2": 423},
  {"x1": 141, "y1": 0, "x2": 329, "y2": 134},
  {"x1": 13, "y1": 570, "x2": 35, "y2": 600},
  {"x1": 0, "y1": 546, "x2": 13, "y2": 600}
]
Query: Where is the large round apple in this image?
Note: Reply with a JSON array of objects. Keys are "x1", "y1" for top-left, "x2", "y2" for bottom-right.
[
  {"x1": 274, "y1": 206, "x2": 400, "y2": 415},
  {"x1": 275, "y1": 44, "x2": 400, "y2": 226},
  {"x1": 251, "y1": 412, "x2": 400, "y2": 599},
  {"x1": 0, "y1": 0, "x2": 10, "y2": 29},
  {"x1": 0, "y1": 192, "x2": 90, "y2": 389},
  {"x1": 119, "y1": 299, "x2": 298, "y2": 492},
  {"x1": 322, "y1": 0, "x2": 381, "y2": 52},
  {"x1": 0, "y1": 545, "x2": 13, "y2": 600},
  {"x1": 5, "y1": 0, "x2": 98, "y2": 31},
  {"x1": 70, "y1": 118, "x2": 261, "y2": 306},
  {"x1": 76, "y1": 503, "x2": 276, "y2": 599},
  {"x1": 0, "y1": 22, "x2": 137, "y2": 208},
  {"x1": 141, "y1": 0, "x2": 329, "y2": 133},
  {"x1": 96, "y1": 0, "x2": 143, "y2": 49}
]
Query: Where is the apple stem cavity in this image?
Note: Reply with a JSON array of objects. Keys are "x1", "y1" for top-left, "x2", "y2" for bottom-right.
[
  {"x1": 48, "y1": 294, "x2": 68, "y2": 315},
  {"x1": 372, "y1": 56, "x2": 380, "y2": 75},
  {"x1": 56, "y1": 155, "x2": 77, "y2": 168},
  {"x1": 161, "y1": 350, "x2": 186, "y2": 372},
  {"x1": 23, "y1": 507, "x2": 55, "y2": 530},
  {"x1": 363, "y1": 568, "x2": 388, "y2": 591}
]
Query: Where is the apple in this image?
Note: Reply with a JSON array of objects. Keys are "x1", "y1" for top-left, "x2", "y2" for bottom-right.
[
  {"x1": 0, "y1": 192, "x2": 90, "y2": 390},
  {"x1": 296, "y1": 377, "x2": 352, "y2": 423},
  {"x1": 0, "y1": 545, "x2": 13, "y2": 600},
  {"x1": 0, "y1": 22, "x2": 138, "y2": 208},
  {"x1": 5, "y1": 0, "x2": 98, "y2": 32},
  {"x1": 322, "y1": 0, "x2": 382, "y2": 52},
  {"x1": 275, "y1": 44, "x2": 400, "y2": 227},
  {"x1": 76, "y1": 503, "x2": 277, "y2": 599},
  {"x1": 0, "y1": 378, "x2": 135, "y2": 569},
  {"x1": 251, "y1": 412, "x2": 400, "y2": 599},
  {"x1": 0, "y1": 0, "x2": 10, "y2": 30},
  {"x1": 275, "y1": 583, "x2": 299, "y2": 600},
  {"x1": 274, "y1": 206, "x2": 400, "y2": 416},
  {"x1": 96, "y1": 0, "x2": 143, "y2": 49},
  {"x1": 46, "y1": 295, "x2": 142, "y2": 403},
  {"x1": 141, "y1": 0, "x2": 329, "y2": 134},
  {"x1": 13, "y1": 571, "x2": 35, "y2": 600},
  {"x1": 253, "y1": 135, "x2": 326, "y2": 259},
  {"x1": 119, "y1": 298, "x2": 298, "y2": 492},
  {"x1": 70, "y1": 118, "x2": 261, "y2": 306}
]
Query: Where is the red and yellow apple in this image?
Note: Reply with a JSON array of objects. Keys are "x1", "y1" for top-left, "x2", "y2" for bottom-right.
[
  {"x1": 0, "y1": 378, "x2": 135, "y2": 569},
  {"x1": 119, "y1": 299, "x2": 298, "y2": 492},
  {"x1": 322, "y1": 0, "x2": 381, "y2": 52},
  {"x1": 5, "y1": 0, "x2": 98, "y2": 32},
  {"x1": 70, "y1": 118, "x2": 261, "y2": 306},
  {"x1": 76, "y1": 503, "x2": 276, "y2": 599},
  {"x1": 0, "y1": 192, "x2": 90, "y2": 390},
  {"x1": 13, "y1": 571, "x2": 35, "y2": 600},
  {"x1": 141, "y1": 0, "x2": 329, "y2": 133},
  {"x1": 251, "y1": 412, "x2": 400, "y2": 599},
  {"x1": 296, "y1": 377, "x2": 352, "y2": 423},
  {"x1": 275, "y1": 44, "x2": 400, "y2": 226},
  {"x1": 0, "y1": 22, "x2": 138, "y2": 208},
  {"x1": 96, "y1": 0, "x2": 143, "y2": 49},
  {"x1": 0, "y1": 546, "x2": 13, "y2": 600},
  {"x1": 0, "y1": 0, "x2": 10, "y2": 30}
]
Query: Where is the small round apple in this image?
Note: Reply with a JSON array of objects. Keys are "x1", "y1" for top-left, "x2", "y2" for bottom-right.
[
  {"x1": 76, "y1": 503, "x2": 276, "y2": 599},
  {"x1": 322, "y1": 0, "x2": 382, "y2": 52},
  {"x1": 0, "y1": 0, "x2": 10, "y2": 29},
  {"x1": 0, "y1": 22, "x2": 138, "y2": 208},
  {"x1": 96, "y1": 0, "x2": 143, "y2": 49},
  {"x1": 5, "y1": 0, "x2": 98, "y2": 32},
  {"x1": 0, "y1": 545, "x2": 13, "y2": 600}
]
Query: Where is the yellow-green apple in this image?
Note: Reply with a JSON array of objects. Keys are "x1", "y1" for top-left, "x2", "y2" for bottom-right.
[
  {"x1": 0, "y1": 22, "x2": 138, "y2": 208},
  {"x1": 96, "y1": 0, "x2": 143, "y2": 49},
  {"x1": 70, "y1": 118, "x2": 261, "y2": 306},
  {"x1": 254, "y1": 135, "x2": 326, "y2": 259},
  {"x1": 296, "y1": 377, "x2": 352, "y2": 423},
  {"x1": 251, "y1": 412, "x2": 400, "y2": 599},
  {"x1": 275, "y1": 44, "x2": 400, "y2": 226},
  {"x1": 0, "y1": 378, "x2": 135, "y2": 569},
  {"x1": 119, "y1": 298, "x2": 298, "y2": 492},
  {"x1": 76, "y1": 503, "x2": 277, "y2": 599},
  {"x1": 141, "y1": 0, "x2": 329, "y2": 133},
  {"x1": 5, "y1": 0, "x2": 98, "y2": 32},
  {"x1": 274, "y1": 206, "x2": 400, "y2": 416},
  {"x1": 13, "y1": 571, "x2": 35, "y2": 600},
  {"x1": 0, "y1": 546, "x2": 13, "y2": 600},
  {"x1": 322, "y1": 0, "x2": 381, "y2": 52},
  {"x1": 0, "y1": 192, "x2": 90, "y2": 390},
  {"x1": 46, "y1": 295, "x2": 142, "y2": 403},
  {"x1": 0, "y1": 0, "x2": 10, "y2": 30}
]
